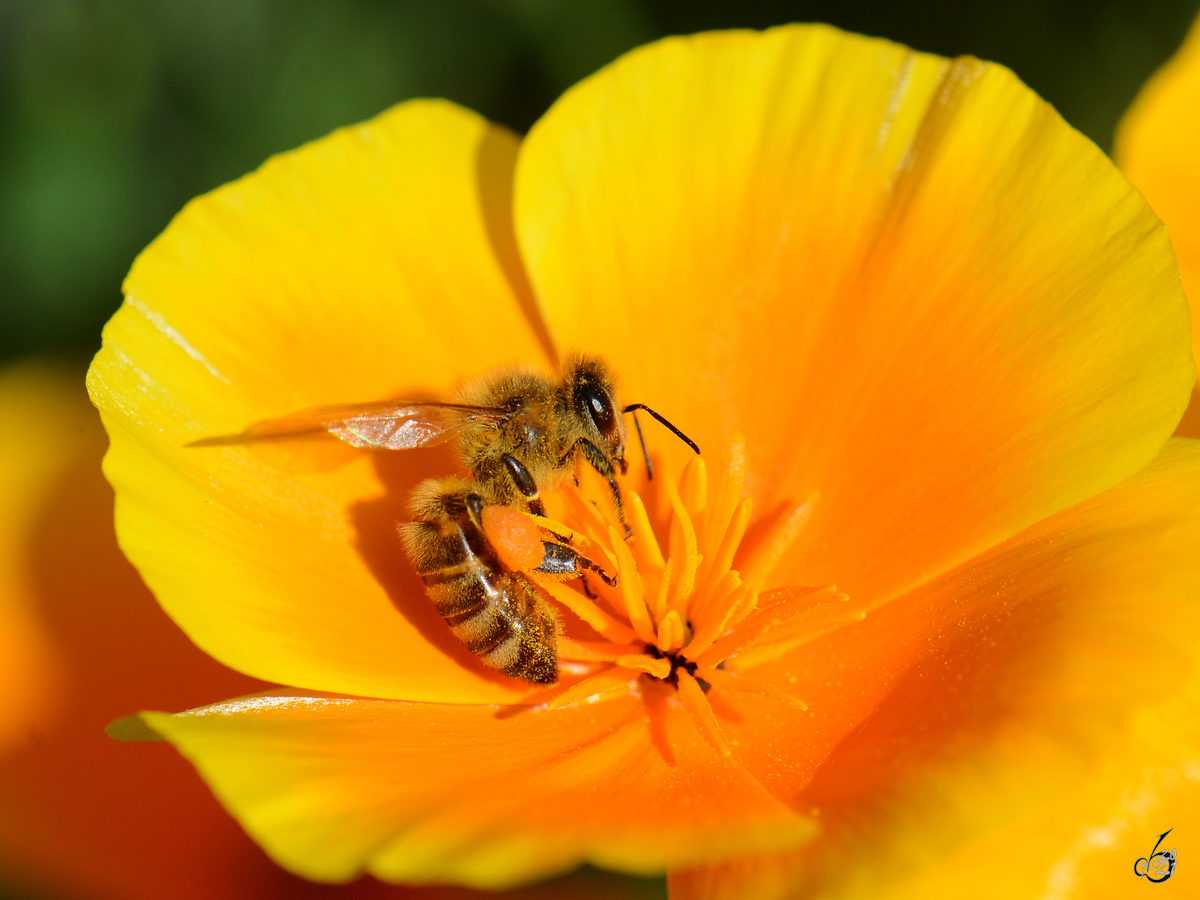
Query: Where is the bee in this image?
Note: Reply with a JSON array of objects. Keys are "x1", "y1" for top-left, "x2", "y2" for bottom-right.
[
  {"x1": 194, "y1": 355, "x2": 699, "y2": 684},
  {"x1": 399, "y1": 477, "x2": 586, "y2": 684}
]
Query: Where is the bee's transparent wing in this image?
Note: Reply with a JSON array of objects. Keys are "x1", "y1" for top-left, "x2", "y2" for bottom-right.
[{"x1": 191, "y1": 400, "x2": 502, "y2": 450}]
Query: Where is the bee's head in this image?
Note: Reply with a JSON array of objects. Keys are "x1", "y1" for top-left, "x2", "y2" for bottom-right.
[{"x1": 565, "y1": 355, "x2": 627, "y2": 473}]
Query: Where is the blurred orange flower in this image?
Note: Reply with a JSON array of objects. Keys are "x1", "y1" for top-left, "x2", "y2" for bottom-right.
[
  {"x1": 88, "y1": 24, "x2": 1200, "y2": 899},
  {"x1": 1117, "y1": 10, "x2": 1200, "y2": 439}
]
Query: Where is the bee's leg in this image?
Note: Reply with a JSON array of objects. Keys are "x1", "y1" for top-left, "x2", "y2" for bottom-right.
[
  {"x1": 500, "y1": 453, "x2": 547, "y2": 518},
  {"x1": 461, "y1": 493, "x2": 510, "y2": 564},
  {"x1": 578, "y1": 572, "x2": 596, "y2": 599},
  {"x1": 464, "y1": 492, "x2": 487, "y2": 529},
  {"x1": 500, "y1": 453, "x2": 577, "y2": 543},
  {"x1": 536, "y1": 540, "x2": 617, "y2": 587},
  {"x1": 561, "y1": 438, "x2": 630, "y2": 538}
]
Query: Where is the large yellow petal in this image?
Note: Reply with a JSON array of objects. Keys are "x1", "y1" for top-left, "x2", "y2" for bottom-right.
[
  {"x1": 672, "y1": 438, "x2": 1200, "y2": 899},
  {"x1": 870, "y1": 683, "x2": 1200, "y2": 898},
  {"x1": 88, "y1": 100, "x2": 551, "y2": 703},
  {"x1": 516, "y1": 25, "x2": 1192, "y2": 610},
  {"x1": 139, "y1": 690, "x2": 813, "y2": 888},
  {"x1": 1117, "y1": 12, "x2": 1200, "y2": 373},
  {"x1": 1117, "y1": 12, "x2": 1200, "y2": 441}
]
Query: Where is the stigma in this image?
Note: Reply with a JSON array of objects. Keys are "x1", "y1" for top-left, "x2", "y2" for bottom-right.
[{"x1": 528, "y1": 435, "x2": 864, "y2": 757}]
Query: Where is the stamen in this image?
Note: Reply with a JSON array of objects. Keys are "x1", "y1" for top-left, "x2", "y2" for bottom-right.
[
  {"x1": 740, "y1": 494, "x2": 818, "y2": 594},
  {"x1": 725, "y1": 585, "x2": 760, "y2": 631},
  {"x1": 726, "y1": 603, "x2": 864, "y2": 671},
  {"x1": 678, "y1": 455, "x2": 708, "y2": 519},
  {"x1": 695, "y1": 665, "x2": 809, "y2": 712},
  {"x1": 558, "y1": 638, "x2": 641, "y2": 662},
  {"x1": 536, "y1": 578, "x2": 637, "y2": 644},
  {"x1": 605, "y1": 525, "x2": 656, "y2": 644},
  {"x1": 546, "y1": 669, "x2": 639, "y2": 709},
  {"x1": 685, "y1": 582, "x2": 750, "y2": 657},
  {"x1": 693, "y1": 497, "x2": 752, "y2": 615},
  {"x1": 657, "y1": 609, "x2": 686, "y2": 653},
  {"x1": 559, "y1": 459, "x2": 628, "y2": 539},
  {"x1": 527, "y1": 513, "x2": 579, "y2": 543},
  {"x1": 561, "y1": 480, "x2": 614, "y2": 539},
  {"x1": 626, "y1": 492, "x2": 665, "y2": 570},
  {"x1": 652, "y1": 557, "x2": 675, "y2": 622},
  {"x1": 700, "y1": 434, "x2": 747, "y2": 562},
  {"x1": 692, "y1": 584, "x2": 841, "y2": 666},
  {"x1": 616, "y1": 654, "x2": 671, "y2": 679},
  {"x1": 676, "y1": 669, "x2": 731, "y2": 757},
  {"x1": 664, "y1": 477, "x2": 700, "y2": 613},
  {"x1": 688, "y1": 570, "x2": 744, "y2": 639}
]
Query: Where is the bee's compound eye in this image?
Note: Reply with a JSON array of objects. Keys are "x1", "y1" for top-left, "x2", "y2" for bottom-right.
[{"x1": 580, "y1": 382, "x2": 617, "y2": 438}]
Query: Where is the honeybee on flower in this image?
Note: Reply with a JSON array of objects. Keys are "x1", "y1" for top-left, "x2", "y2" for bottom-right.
[{"x1": 194, "y1": 354, "x2": 701, "y2": 686}]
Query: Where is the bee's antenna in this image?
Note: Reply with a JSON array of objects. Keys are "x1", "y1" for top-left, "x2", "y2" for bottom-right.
[
  {"x1": 627, "y1": 408, "x2": 653, "y2": 481},
  {"x1": 621, "y1": 403, "x2": 701, "y2": 481}
]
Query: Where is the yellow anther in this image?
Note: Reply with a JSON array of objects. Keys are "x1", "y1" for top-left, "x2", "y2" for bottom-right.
[
  {"x1": 608, "y1": 525, "x2": 656, "y2": 644},
  {"x1": 657, "y1": 609, "x2": 686, "y2": 653},
  {"x1": 616, "y1": 654, "x2": 671, "y2": 679},
  {"x1": 546, "y1": 669, "x2": 638, "y2": 709},
  {"x1": 537, "y1": 577, "x2": 638, "y2": 645},
  {"x1": 676, "y1": 669, "x2": 731, "y2": 757}
]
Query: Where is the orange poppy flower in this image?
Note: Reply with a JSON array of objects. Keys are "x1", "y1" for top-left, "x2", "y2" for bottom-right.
[
  {"x1": 88, "y1": 24, "x2": 1200, "y2": 898},
  {"x1": 1117, "y1": 11, "x2": 1200, "y2": 439}
]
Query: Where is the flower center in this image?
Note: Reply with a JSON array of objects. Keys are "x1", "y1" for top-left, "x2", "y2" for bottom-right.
[
  {"x1": 526, "y1": 435, "x2": 864, "y2": 757},
  {"x1": 644, "y1": 643, "x2": 705, "y2": 688}
]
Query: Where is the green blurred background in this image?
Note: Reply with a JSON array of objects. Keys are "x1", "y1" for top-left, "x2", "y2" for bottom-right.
[{"x1": 0, "y1": 0, "x2": 1197, "y2": 362}]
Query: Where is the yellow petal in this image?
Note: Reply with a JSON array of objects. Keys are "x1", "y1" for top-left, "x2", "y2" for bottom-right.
[
  {"x1": 872, "y1": 689, "x2": 1199, "y2": 898},
  {"x1": 88, "y1": 100, "x2": 552, "y2": 703},
  {"x1": 517, "y1": 24, "x2": 1192, "y2": 611},
  {"x1": 673, "y1": 437, "x2": 1200, "y2": 899},
  {"x1": 141, "y1": 690, "x2": 814, "y2": 888},
  {"x1": 1117, "y1": 12, "x2": 1200, "y2": 375}
]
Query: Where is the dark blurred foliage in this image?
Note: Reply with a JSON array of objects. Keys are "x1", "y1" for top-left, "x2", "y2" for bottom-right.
[{"x1": 0, "y1": 0, "x2": 1196, "y2": 362}]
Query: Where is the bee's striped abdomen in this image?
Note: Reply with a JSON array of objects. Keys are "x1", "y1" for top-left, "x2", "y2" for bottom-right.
[{"x1": 400, "y1": 487, "x2": 558, "y2": 685}]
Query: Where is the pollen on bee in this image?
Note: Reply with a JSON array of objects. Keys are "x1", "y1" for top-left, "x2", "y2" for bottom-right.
[
  {"x1": 480, "y1": 504, "x2": 546, "y2": 573},
  {"x1": 535, "y1": 434, "x2": 862, "y2": 758}
]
